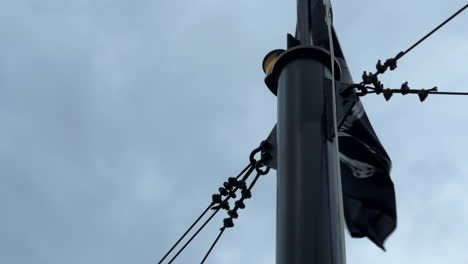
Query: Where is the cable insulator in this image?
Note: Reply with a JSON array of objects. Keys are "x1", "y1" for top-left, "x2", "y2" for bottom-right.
[
  {"x1": 218, "y1": 187, "x2": 228, "y2": 196},
  {"x1": 362, "y1": 71, "x2": 370, "y2": 84},
  {"x1": 238, "y1": 181, "x2": 247, "y2": 190},
  {"x1": 223, "y1": 218, "x2": 234, "y2": 228},
  {"x1": 241, "y1": 189, "x2": 252, "y2": 199},
  {"x1": 376, "y1": 60, "x2": 386, "y2": 74},
  {"x1": 400, "y1": 82, "x2": 410, "y2": 95},
  {"x1": 220, "y1": 201, "x2": 230, "y2": 210},
  {"x1": 384, "y1": 57, "x2": 398, "y2": 70},
  {"x1": 383, "y1": 89, "x2": 393, "y2": 101},
  {"x1": 223, "y1": 182, "x2": 233, "y2": 190},
  {"x1": 235, "y1": 200, "x2": 245, "y2": 209},
  {"x1": 418, "y1": 87, "x2": 437, "y2": 102},
  {"x1": 228, "y1": 210, "x2": 239, "y2": 219},
  {"x1": 212, "y1": 194, "x2": 222, "y2": 204},
  {"x1": 418, "y1": 90, "x2": 429, "y2": 102},
  {"x1": 227, "y1": 190, "x2": 237, "y2": 199},
  {"x1": 228, "y1": 177, "x2": 238, "y2": 186}
]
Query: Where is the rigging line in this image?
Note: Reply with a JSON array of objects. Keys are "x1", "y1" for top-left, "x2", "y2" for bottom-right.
[
  {"x1": 167, "y1": 209, "x2": 221, "y2": 264},
  {"x1": 428, "y1": 91, "x2": 468, "y2": 95},
  {"x1": 359, "y1": 3, "x2": 468, "y2": 84},
  {"x1": 324, "y1": 2, "x2": 346, "y2": 263},
  {"x1": 235, "y1": 163, "x2": 253, "y2": 180},
  {"x1": 199, "y1": 227, "x2": 226, "y2": 264},
  {"x1": 360, "y1": 90, "x2": 468, "y2": 96},
  {"x1": 157, "y1": 203, "x2": 213, "y2": 264},
  {"x1": 367, "y1": 89, "x2": 468, "y2": 95},
  {"x1": 397, "y1": 3, "x2": 468, "y2": 61},
  {"x1": 157, "y1": 163, "x2": 252, "y2": 264},
  {"x1": 198, "y1": 170, "x2": 265, "y2": 264},
  {"x1": 164, "y1": 165, "x2": 256, "y2": 264}
]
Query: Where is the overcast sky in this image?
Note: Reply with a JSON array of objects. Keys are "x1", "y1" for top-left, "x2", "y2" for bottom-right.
[{"x1": 1, "y1": 0, "x2": 468, "y2": 263}]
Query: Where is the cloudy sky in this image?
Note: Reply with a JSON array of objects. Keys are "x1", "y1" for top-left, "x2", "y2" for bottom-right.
[{"x1": 1, "y1": 0, "x2": 467, "y2": 263}]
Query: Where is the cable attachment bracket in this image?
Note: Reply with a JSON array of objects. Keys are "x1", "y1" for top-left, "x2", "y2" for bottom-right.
[{"x1": 249, "y1": 140, "x2": 272, "y2": 175}]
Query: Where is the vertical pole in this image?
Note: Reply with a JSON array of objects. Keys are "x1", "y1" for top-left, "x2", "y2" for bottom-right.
[{"x1": 275, "y1": 1, "x2": 345, "y2": 263}]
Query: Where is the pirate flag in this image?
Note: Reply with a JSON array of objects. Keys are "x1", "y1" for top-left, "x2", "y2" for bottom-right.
[{"x1": 338, "y1": 98, "x2": 396, "y2": 250}]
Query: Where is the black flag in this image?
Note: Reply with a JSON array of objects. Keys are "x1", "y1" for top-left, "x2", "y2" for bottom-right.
[
  {"x1": 338, "y1": 98, "x2": 396, "y2": 250},
  {"x1": 311, "y1": 5, "x2": 397, "y2": 248}
]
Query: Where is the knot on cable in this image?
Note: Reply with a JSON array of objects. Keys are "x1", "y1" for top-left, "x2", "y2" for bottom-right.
[
  {"x1": 418, "y1": 87, "x2": 437, "y2": 102},
  {"x1": 400, "y1": 82, "x2": 410, "y2": 95},
  {"x1": 214, "y1": 141, "x2": 272, "y2": 230},
  {"x1": 220, "y1": 201, "x2": 230, "y2": 210},
  {"x1": 237, "y1": 181, "x2": 247, "y2": 190},
  {"x1": 362, "y1": 71, "x2": 378, "y2": 85},
  {"x1": 228, "y1": 177, "x2": 238, "y2": 186},
  {"x1": 223, "y1": 217, "x2": 234, "y2": 228},
  {"x1": 374, "y1": 81, "x2": 384, "y2": 94},
  {"x1": 227, "y1": 210, "x2": 238, "y2": 219},
  {"x1": 241, "y1": 189, "x2": 252, "y2": 199},
  {"x1": 235, "y1": 200, "x2": 245, "y2": 209},
  {"x1": 352, "y1": 79, "x2": 440, "y2": 102},
  {"x1": 211, "y1": 193, "x2": 230, "y2": 210},
  {"x1": 222, "y1": 181, "x2": 233, "y2": 190},
  {"x1": 212, "y1": 194, "x2": 222, "y2": 204},
  {"x1": 383, "y1": 89, "x2": 393, "y2": 101},
  {"x1": 218, "y1": 187, "x2": 228, "y2": 196},
  {"x1": 375, "y1": 52, "x2": 402, "y2": 74},
  {"x1": 211, "y1": 178, "x2": 241, "y2": 210}
]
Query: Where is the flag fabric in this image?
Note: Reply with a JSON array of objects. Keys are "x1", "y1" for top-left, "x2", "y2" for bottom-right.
[{"x1": 338, "y1": 98, "x2": 397, "y2": 250}]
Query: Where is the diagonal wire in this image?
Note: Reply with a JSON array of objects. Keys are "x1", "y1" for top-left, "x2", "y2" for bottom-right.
[
  {"x1": 164, "y1": 164, "x2": 256, "y2": 264},
  {"x1": 363, "y1": 3, "x2": 468, "y2": 82},
  {"x1": 157, "y1": 203, "x2": 213, "y2": 264},
  {"x1": 199, "y1": 227, "x2": 226, "y2": 264},
  {"x1": 167, "y1": 208, "x2": 221, "y2": 264},
  {"x1": 396, "y1": 3, "x2": 468, "y2": 61},
  {"x1": 157, "y1": 163, "x2": 252, "y2": 264},
  {"x1": 428, "y1": 91, "x2": 468, "y2": 95},
  {"x1": 198, "y1": 171, "x2": 264, "y2": 264}
]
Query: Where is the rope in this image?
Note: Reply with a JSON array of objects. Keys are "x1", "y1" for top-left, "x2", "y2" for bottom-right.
[
  {"x1": 360, "y1": 3, "x2": 468, "y2": 84},
  {"x1": 347, "y1": 4, "x2": 468, "y2": 103},
  {"x1": 157, "y1": 163, "x2": 252, "y2": 264},
  {"x1": 199, "y1": 170, "x2": 265, "y2": 263},
  {"x1": 358, "y1": 84, "x2": 468, "y2": 102},
  {"x1": 196, "y1": 141, "x2": 272, "y2": 263},
  {"x1": 157, "y1": 203, "x2": 212, "y2": 264},
  {"x1": 166, "y1": 209, "x2": 221, "y2": 264},
  {"x1": 158, "y1": 141, "x2": 272, "y2": 264},
  {"x1": 199, "y1": 227, "x2": 226, "y2": 264},
  {"x1": 166, "y1": 165, "x2": 256, "y2": 264},
  {"x1": 397, "y1": 4, "x2": 468, "y2": 61}
]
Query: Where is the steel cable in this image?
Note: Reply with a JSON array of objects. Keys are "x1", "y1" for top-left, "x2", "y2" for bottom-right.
[{"x1": 157, "y1": 163, "x2": 252, "y2": 264}]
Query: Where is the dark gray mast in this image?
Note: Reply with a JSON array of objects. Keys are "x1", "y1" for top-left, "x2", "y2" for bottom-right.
[{"x1": 274, "y1": 1, "x2": 346, "y2": 263}]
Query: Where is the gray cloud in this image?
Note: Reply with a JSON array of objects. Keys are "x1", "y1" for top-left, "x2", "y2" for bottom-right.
[{"x1": 1, "y1": 0, "x2": 467, "y2": 263}]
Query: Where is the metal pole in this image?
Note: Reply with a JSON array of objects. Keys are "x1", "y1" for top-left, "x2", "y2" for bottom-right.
[{"x1": 275, "y1": 1, "x2": 345, "y2": 263}]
